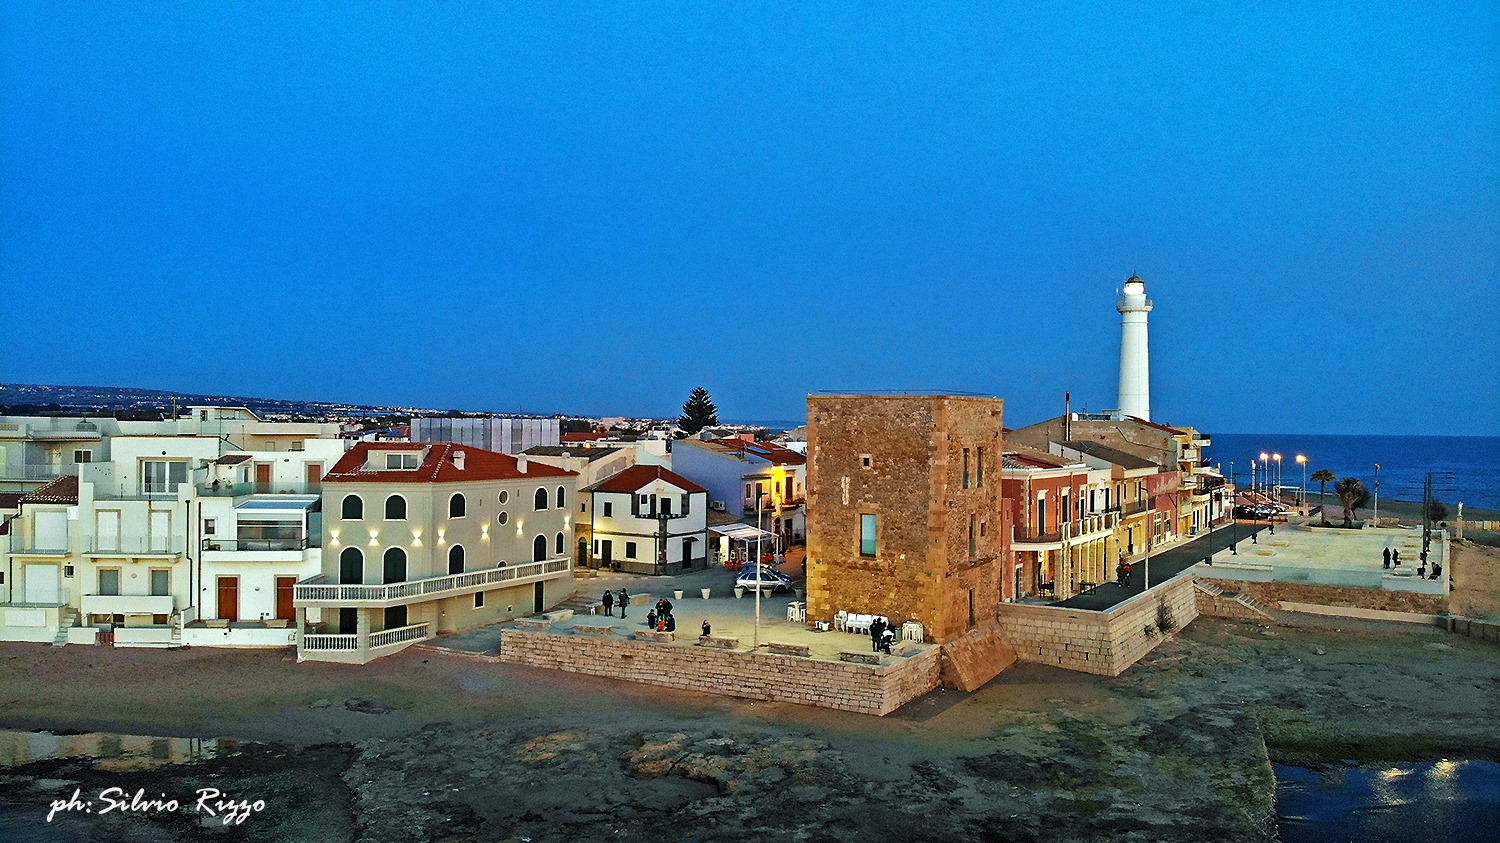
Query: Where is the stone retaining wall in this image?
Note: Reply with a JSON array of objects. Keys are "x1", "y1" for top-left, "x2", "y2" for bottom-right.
[
  {"x1": 1446, "y1": 616, "x2": 1500, "y2": 643},
  {"x1": 497, "y1": 629, "x2": 940, "y2": 715},
  {"x1": 1203, "y1": 578, "x2": 1446, "y2": 615},
  {"x1": 994, "y1": 573, "x2": 1201, "y2": 677},
  {"x1": 1195, "y1": 591, "x2": 1275, "y2": 622}
]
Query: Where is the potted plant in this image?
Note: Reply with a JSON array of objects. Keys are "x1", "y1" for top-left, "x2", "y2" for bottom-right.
[
  {"x1": 734, "y1": 586, "x2": 745, "y2": 599},
  {"x1": 700, "y1": 587, "x2": 711, "y2": 599},
  {"x1": 673, "y1": 589, "x2": 684, "y2": 600}
]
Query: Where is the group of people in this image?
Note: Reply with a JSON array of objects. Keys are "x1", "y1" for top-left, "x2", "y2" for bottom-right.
[
  {"x1": 1383, "y1": 546, "x2": 1443, "y2": 580},
  {"x1": 868, "y1": 616, "x2": 896, "y2": 654},
  {"x1": 1115, "y1": 560, "x2": 1135, "y2": 588},
  {"x1": 645, "y1": 597, "x2": 678, "y2": 633},
  {"x1": 600, "y1": 588, "x2": 630, "y2": 618}
]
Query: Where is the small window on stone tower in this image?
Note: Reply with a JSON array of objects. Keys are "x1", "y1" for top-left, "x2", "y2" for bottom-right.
[{"x1": 859, "y1": 455, "x2": 873, "y2": 469}]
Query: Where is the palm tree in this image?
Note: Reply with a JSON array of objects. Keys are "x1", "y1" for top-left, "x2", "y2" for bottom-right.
[
  {"x1": 1311, "y1": 469, "x2": 1336, "y2": 525},
  {"x1": 1334, "y1": 477, "x2": 1371, "y2": 528}
]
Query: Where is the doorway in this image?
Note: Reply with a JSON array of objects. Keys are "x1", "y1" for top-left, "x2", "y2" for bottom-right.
[
  {"x1": 254, "y1": 463, "x2": 272, "y2": 493},
  {"x1": 338, "y1": 608, "x2": 357, "y2": 634},
  {"x1": 275, "y1": 576, "x2": 296, "y2": 621},
  {"x1": 216, "y1": 576, "x2": 239, "y2": 622},
  {"x1": 305, "y1": 463, "x2": 322, "y2": 492},
  {"x1": 601, "y1": 540, "x2": 613, "y2": 570},
  {"x1": 533, "y1": 581, "x2": 545, "y2": 614}
]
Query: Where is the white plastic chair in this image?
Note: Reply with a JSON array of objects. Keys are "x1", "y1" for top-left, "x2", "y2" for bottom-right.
[{"x1": 834, "y1": 610, "x2": 848, "y2": 632}]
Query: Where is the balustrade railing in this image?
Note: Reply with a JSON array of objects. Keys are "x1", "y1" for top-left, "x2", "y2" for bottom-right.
[{"x1": 294, "y1": 557, "x2": 570, "y2": 604}]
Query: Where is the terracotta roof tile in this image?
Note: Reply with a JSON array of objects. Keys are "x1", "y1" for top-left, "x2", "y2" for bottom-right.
[
  {"x1": 584, "y1": 464, "x2": 708, "y2": 494},
  {"x1": 324, "y1": 442, "x2": 574, "y2": 484},
  {"x1": 20, "y1": 475, "x2": 80, "y2": 504}
]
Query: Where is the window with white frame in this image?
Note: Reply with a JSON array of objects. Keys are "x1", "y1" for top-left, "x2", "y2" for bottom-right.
[
  {"x1": 385, "y1": 453, "x2": 420, "y2": 470},
  {"x1": 141, "y1": 460, "x2": 187, "y2": 495}
]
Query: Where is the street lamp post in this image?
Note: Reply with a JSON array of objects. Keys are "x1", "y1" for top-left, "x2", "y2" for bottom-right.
[
  {"x1": 754, "y1": 490, "x2": 763, "y2": 649},
  {"x1": 1373, "y1": 463, "x2": 1381, "y2": 527},
  {"x1": 1273, "y1": 453, "x2": 1283, "y2": 506},
  {"x1": 1296, "y1": 455, "x2": 1308, "y2": 514}
]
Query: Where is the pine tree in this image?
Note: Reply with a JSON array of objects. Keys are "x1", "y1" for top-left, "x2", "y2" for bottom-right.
[{"x1": 677, "y1": 387, "x2": 720, "y2": 435}]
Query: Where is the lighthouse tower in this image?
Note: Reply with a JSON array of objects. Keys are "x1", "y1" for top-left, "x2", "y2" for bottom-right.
[{"x1": 1116, "y1": 273, "x2": 1153, "y2": 421}]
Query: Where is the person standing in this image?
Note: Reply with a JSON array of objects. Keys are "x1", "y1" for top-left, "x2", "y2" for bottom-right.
[
  {"x1": 1123, "y1": 562, "x2": 1134, "y2": 588},
  {"x1": 869, "y1": 616, "x2": 887, "y2": 652},
  {"x1": 1383, "y1": 547, "x2": 1391, "y2": 569},
  {"x1": 601, "y1": 589, "x2": 615, "y2": 617},
  {"x1": 618, "y1": 588, "x2": 630, "y2": 618},
  {"x1": 1392, "y1": 549, "x2": 1401, "y2": 567}
]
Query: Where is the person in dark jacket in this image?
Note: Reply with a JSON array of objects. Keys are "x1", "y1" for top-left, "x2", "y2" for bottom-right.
[
  {"x1": 618, "y1": 588, "x2": 630, "y2": 618},
  {"x1": 1383, "y1": 547, "x2": 1392, "y2": 569},
  {"x1": 869, "y1": 616, "x2": 887, "y2": 652},
  {"x1": 601, "y1": 589, "x2": 615, "y2": 617}
]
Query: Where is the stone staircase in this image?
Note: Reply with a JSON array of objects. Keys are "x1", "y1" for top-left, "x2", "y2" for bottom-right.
[
  {"x1": 556, "y1": 592, "x2": 605, "y2": 616},
  {"x1": 1193, "y1": 578, "x2": 1282, "y2": 623},
  {"x1": 51, "y1": 608, "x2": 77, "y2": 647}
]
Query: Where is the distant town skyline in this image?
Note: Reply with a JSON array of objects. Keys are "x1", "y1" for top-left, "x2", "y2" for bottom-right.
[{"x1": 2, "y1": 4, "x2": 1496, "y2": 435}]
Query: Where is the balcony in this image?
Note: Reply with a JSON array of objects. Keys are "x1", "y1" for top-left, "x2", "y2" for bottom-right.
[
  {"x1": 293, "y1": 557, "x2": 571, "y2": 609},
  {"x1": 195, "y1": 480, "x2": 322, "y2": 497},
  {"x1": 80, "y1": 594, "x2": 175, "y2": 616},
  {"x1": 10, "y1": 541, "x2": 71, "y2": 557},
  {"x1": 1120, "y1": 500, "x2": 1150, "y2": 517},
  {"x1": 201, "y1": 536, "x2": 317, "y2": 562},
  {"x1": 85, "y1": 535, "x2": 185, "y2": 557},
  {"x1": 1012, "y1": 512, "x2": 1119, "y2": 549},
  {"x1": 299, "y1": 622, "x2": 431, "y2": 664},
  {"x1": 0, "y1": 463, "x2": 83, "y2": 482}
]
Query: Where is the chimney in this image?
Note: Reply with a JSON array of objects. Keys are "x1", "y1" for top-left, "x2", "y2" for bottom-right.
[
  {"x1": 453, "y1": 451, "x2": 465, "y2": 470},
  {"x1": 516, "y1": 454, "x2": 528, "y2": 474}
]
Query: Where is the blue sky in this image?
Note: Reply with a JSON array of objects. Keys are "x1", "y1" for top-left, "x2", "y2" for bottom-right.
[{"x1": 2, "y1": 3, "x2": 1496, "y2": 433}]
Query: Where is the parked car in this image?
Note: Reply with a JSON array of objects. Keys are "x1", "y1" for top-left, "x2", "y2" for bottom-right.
[{"x1": 734, "y1": 566, "x2": 795, "y2": 594}]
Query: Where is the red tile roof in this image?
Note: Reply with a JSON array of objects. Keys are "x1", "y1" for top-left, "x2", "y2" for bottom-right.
[
  {"x1": 20, "y1": 475, "x2": 80, "y2": 504},
  {"x1": 0, "y1": 493, "x2": 22, "y2": 510},
  {"x1": 324, "y1": 442, "x2": 574, "y2": 484},
  {"x1": 585, "y1": 464, "x2": 707, "y2": 494},
  {"x1": 701, "y1": 438, "x2": 807, "y2": 466},
  {"x1": 561, "y1": 432, "x2": 609, "y2": 443}
]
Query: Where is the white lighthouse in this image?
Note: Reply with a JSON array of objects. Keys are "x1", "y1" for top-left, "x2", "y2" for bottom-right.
[{"x1": 1116, "y1": 273, "x2": 1153, "y2": 421}]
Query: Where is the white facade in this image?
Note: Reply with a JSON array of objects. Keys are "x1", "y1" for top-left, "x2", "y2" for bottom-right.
[
  {"x1": 0, "y1": 409, "x2": 347, "y2": 648},
  {"x1": 587, "y1": 472, "x2": 708, "y2": 576},
  {"x1": 1116, "y1": 274, "x2": 1153, "y2": 421}
]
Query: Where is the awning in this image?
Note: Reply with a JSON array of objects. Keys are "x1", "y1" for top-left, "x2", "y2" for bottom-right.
[
  {"x1": 235, "y1": 495, "x2": 320, "y2": 512},
  {"x1": 709, "y1": 524, "x2": 776, "y2": 542}
]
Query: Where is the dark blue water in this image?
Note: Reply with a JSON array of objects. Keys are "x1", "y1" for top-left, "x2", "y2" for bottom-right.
[
  {"x1": 1207, "y1": 434, "x2": 1500, "y2": 511},
  {"x1": 1277, "y1": 761, "x2": 1500, "y2": 843}
]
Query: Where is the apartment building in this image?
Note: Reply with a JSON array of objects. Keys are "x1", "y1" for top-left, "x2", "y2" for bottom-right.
[
  {"x1": 0, "y1": 407, "x2": 346, "y2": 647},
  {"x1": 999, "y1": 447, "x2": 1118, "y2": 600},
  {"x1": 294, "y1": 443, "x2": 577, "y2": 664}
]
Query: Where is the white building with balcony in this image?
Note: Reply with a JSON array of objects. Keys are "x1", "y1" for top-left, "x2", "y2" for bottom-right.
[
  {"x1": 0, "y1": 408, "x2": 347, "y2": 648},
  {"x1": 582, "y1": 465, "x2": 708, "y2": 575},
  {"x1": 294, "y1": 442, "x2": 577, "y2": 664}
]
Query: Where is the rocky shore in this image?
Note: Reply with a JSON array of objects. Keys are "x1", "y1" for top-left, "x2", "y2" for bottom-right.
[{"x1": 2, "y1": 616, "x2": 1496, "y2": 842}]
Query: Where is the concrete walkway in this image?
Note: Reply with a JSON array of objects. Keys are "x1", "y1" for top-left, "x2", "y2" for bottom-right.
[{"x1": 1055, "y1": 520, "x2": 1272, "y2": 611}]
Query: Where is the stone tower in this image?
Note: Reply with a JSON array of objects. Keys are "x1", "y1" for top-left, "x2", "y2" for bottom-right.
[{"x1": 1116, "y1": 273, "x2": 1153, "y2": 421}]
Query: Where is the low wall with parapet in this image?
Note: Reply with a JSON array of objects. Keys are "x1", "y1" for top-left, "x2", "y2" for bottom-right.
[
  {"x1": 1199, "y1": 577, "x2": 1447, "y2": 615},
  {"x1": 496, "y1": 629, "x2": 941, "y2": 716},
  {"x1": 994, "y1": 572, "x2": 1201, "y2": 677}
]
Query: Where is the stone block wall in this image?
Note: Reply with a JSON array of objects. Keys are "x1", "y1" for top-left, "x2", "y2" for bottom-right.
[
  {"x1": 805, "y1": 394, "x2": 1006, "y2": 643},
  {"x1": 1203, "y1": 578, "x2": 1447, "y2": 615},
  {"x1": 994, "y1": 573, "x2": 1200, "y2": 677},
  {"x1": 1195, "y1": 591, "x2": 1273, "y2": 621},
  {"x1": 497, "y1": 630, "x2": 942, "y2": 715}
]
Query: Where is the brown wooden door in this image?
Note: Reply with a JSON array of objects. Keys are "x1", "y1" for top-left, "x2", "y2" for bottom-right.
[
  {"x1": 274, "y1": 576, "x2": 296, "y2": 621},
  {"x1": 254, "y1": 463, "x2": 272, "y2": 493},
  {"x1": 305, "y1": 463, "x2": 322, "y2": 491},
  {"x1": 216, "y1": 576, "x2": 239, "y2": 621}
]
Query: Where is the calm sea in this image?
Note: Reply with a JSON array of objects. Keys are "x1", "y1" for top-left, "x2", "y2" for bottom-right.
[{"x1": 1206, "y1": 434, "x2": 1500, "y2": 512}]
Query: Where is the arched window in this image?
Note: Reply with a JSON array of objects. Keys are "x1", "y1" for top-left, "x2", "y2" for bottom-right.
[
  {"x1": 555, "y1": 531, "x2": 565, "y2": 555},
  {"x1": 556, "y1": 486, "x2": 566, "y2": 509},
  {"x1": 383, "y1": 547, "x2": 407, "y2": 583},
  {"x1": 448, "y1": 544, "x2": 465, "y2": 575},
  {"x1": 339, "y1": 547, "x2": 364, "y2": 584},
  {"x1": 449, "y1": 493, "x2": 466, "y2": 518},
  {"x1": 341, "y1": 495, "x2": 363, "y2": 520},
  {"x1": 534, "y1": 487, "x2": 549, "y2": 510},
  {"x1": 533, "y1": 535, "x2": 547, "y2": 562},
  {"x1": 385, "y1": 495, "x2": 406, "y2": 520}
]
